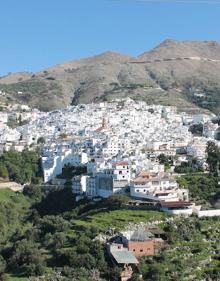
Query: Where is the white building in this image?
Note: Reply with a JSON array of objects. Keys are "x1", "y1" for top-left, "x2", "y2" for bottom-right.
[
  {"x1": 130, "y1": 170, "x2": 188, "y2": 202},
  {"x1": 72, "y1": 175, "x2": 88, "y2": 194},
  {"x1": 94, "y1": 161, "x2": 131, "y2": 198},
  {"x1": 86, "y1": 176, "x2": 97, "y2": 198},
  {"x1": 42, "y1": 149, "x2": 88, "y2": 183}
]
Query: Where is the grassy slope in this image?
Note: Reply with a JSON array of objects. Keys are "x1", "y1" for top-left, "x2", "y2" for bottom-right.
[
  {"x1": 0, "y1": 189, "x2": 15, "y2": 202},
  {"x1": 73, "y1": 209, "x2": 169, "y2": 231}
]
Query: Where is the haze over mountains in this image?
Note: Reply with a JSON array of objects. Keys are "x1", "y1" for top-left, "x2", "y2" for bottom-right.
[{"x1": 1, "y1": 39, "x2": 220, "y2": 113}]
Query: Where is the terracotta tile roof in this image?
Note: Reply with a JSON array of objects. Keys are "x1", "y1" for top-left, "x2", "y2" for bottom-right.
[
  {"x1": 160, "y1": 201, "x2": 193, "y2": 208},
  {"x1": 114, "y1": 161, "x2": 129, "y2": 166}
]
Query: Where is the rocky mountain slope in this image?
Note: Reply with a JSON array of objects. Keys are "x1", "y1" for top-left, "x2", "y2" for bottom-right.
[{"x1": 1, "y1": 39, "x2": 220, "y2": 113}]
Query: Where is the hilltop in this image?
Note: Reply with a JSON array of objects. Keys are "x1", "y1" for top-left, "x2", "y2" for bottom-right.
[{"x1": 1, "y1": 40, "x2": 220, "y2": 113}]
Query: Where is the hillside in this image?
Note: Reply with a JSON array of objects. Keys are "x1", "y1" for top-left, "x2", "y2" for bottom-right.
[
  {"x1": 1, "y1": 40, "x2": 220, "y2": 113},
  {"x1": 0, "y1": 187, "x2": 219, "y2": 281}
]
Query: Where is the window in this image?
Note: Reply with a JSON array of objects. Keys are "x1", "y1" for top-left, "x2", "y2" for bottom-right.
[
  {"x1": 152, "y1": 181, "x2": 159, "y2": 185},
  {"x1": 133, "y1": 249, "x2": 135, "y2": 252},
  {"x1": 140, "y1": 249, "x2": 143, "y2": 252},
  {"x1": 119, "y1": 171, "x2": 122, "y2": 174}
]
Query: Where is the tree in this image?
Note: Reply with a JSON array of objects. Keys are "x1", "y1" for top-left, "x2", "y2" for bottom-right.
[
  {"x1": 9, "y1": 239, "x2": 46, "y2": 276},
  {"x1": 35, "y1": 187, "x2": 76, "y2": 215},
  {"x1": 59, "y1": 133, "x2": 68, "y2": 139},
  {"x1": 37, "y1": 137, "x2": 46, "y2": 144},
  {"x1": 107, "y1": 194, "x2": 130, "y2": 208},
  {"x1": 108, "y1": 267, "x2": 122, "y2": 281},
  {"x1": 148, "y1": 108, "x2": 154, "y2": 114},
  {"x1": 176, "y1": 174, "x2": 218, "y2": 203},
  {"x1": 52, "y1": 233, "x2": 66, "y2": 249},
  {"x1": 158, "y1": 154, "x2": 173, "y2": 170},
  {"x1": 23, "y1": 185, "x2": 43, "y2": 201},
  {"x1": 189, "y1": 123, "x2": 203, "y2": 136},
  {"x1": 0, "y1": 150, "x2": 42, "y2": 184},
  {"x1": 206, "y1": 141, "x2": 220, "y2": 174},
  {"x1": 0, "y1": 255, "x2": 6, "y2": 281},
  {"x1": 0, "y1": 164, "x2": 9, "y2": 179},
  {"x1": 37, "y1": 215, "x2": 70, "y2": 234}
]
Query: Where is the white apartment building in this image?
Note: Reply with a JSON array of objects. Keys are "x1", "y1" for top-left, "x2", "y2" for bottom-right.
[
  {"x1": 92, "y1": 161, "x2": 131, "y2": 198},
  {"x1": 42, "y1": 150, "x2": 88, "y2": 183}
]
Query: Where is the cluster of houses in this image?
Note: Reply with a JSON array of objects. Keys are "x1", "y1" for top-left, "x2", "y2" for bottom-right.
[
  {"x1": 0, "y1": 105, "x2": 43, "y2": 152},
  {"x1": 0, "y1": 98, "x2": 217, "y2": 155},
  {"x1": 19, "y1": 99, "x2": 214, "y2": 215},
  {"x1": 0, "y1": 98, "x2": 220, "y2": 215}
]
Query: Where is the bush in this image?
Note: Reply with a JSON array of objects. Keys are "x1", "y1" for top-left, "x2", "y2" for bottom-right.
[
  {"x1": 9, "y1": 239, "x2": 46, "y2": 276},
  {"x1": 0, "y1": 164, "x2": 9, "y2": 179},
  {"x1": 189, "y1": 123, "x2": 203, "y2": 136}
]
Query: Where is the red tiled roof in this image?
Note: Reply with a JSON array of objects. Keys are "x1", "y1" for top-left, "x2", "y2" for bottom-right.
[
  {"x1": 114, "y1": 161, "x2": 129, "y2": 166},
  {"x1": 160, "y1": 201, "x2": 193, "y2": 208}
]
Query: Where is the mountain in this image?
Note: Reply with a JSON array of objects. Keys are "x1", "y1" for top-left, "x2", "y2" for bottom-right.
[{"x1": 1, "y1": 40, "x2": 220, "y2": 113}]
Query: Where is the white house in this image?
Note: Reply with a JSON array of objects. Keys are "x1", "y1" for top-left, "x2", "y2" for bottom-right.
[{"x1": 130, "y1": 170, "x2": 188, "y2": 202}]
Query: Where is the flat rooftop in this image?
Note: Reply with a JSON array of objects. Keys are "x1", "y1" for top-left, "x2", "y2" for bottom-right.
[{"x1": 111, "y1": 250, "x2": 138, "y2": 264}]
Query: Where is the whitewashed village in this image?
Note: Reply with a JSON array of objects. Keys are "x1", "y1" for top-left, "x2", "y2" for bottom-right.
[
  {"x1": 2, "y1": 1, "x2": 220, "y2": 279},
  {"x1": 0, "y1": 98, "x2": 220, "y2": 217}
]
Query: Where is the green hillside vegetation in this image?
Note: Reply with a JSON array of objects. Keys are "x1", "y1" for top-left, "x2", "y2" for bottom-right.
[
  {"x1": 185, "y1": 83, "x2": 220, "y2": 113},
  {"x1": 176, "y1": 141, "x2": 220, "y2": 207},
  {"x1": 0, "y1": 78, "x2": 63, "y2": 111},
  {"x1": 0, "y1": 189, "x2": 19, "y2": 202},
  {"x1": 0, "y1": 188, "x2": 30, "y2": 249},
  {"x1": 0, "y1": 185, "x2": 219, "y2": 281},
  {"x1": 176, "y1": 174, "x2": 219, "y2": 207},
  {"x1": 0, "y1": 150, "x2": 43, "y2": 184},
  {"x1": 139, "y1": 217, "x2": 220, "y2": 281}
]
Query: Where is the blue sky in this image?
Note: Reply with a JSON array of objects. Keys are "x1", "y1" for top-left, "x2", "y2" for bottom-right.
[{"x1": 1, "y1": 0, "x2": 220, "y2": 76}]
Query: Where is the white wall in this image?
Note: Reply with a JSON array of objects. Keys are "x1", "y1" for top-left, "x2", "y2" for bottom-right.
[
  {"x1": 196, "y1": 209, "x2": 220, "y2": 218},
  {"x1": 161, "y1": 208, "x2": 193, "y2": 216}
]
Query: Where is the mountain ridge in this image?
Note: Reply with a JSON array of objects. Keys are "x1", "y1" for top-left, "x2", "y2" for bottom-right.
[{"x1": 1, "y1": 39, "x2": 220, "y2": 113}]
